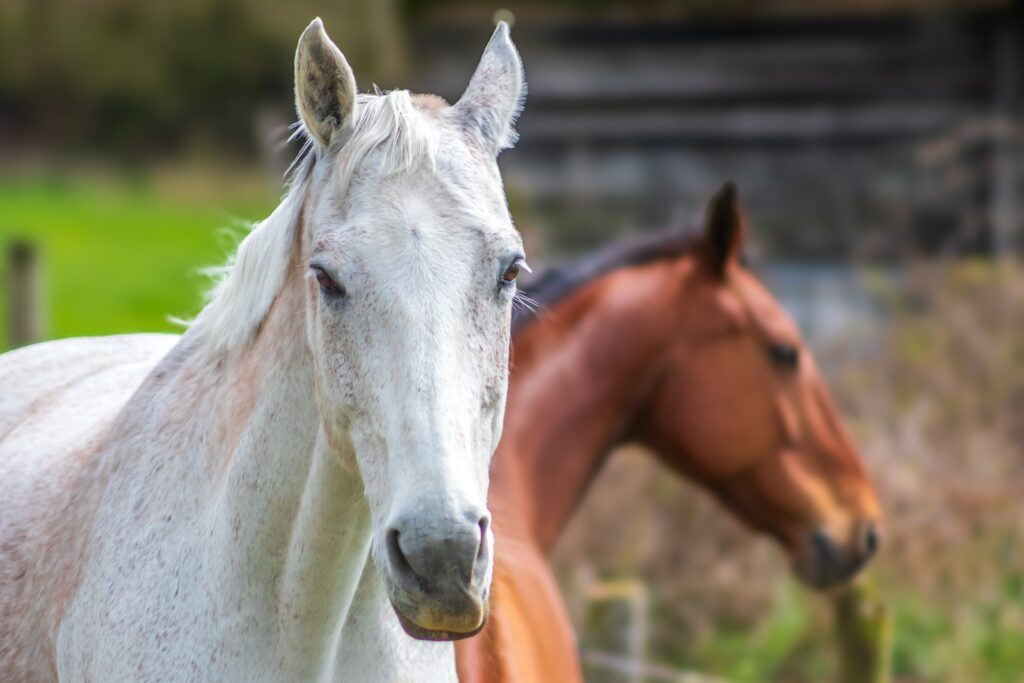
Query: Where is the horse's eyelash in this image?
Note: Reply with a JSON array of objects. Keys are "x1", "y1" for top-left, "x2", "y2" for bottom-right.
[{"x1": 512, "y1": 290, "x2": 541, "y2": 315}]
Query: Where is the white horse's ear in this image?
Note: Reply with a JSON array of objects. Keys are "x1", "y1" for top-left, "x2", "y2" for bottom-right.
[
  {"x1": 453, "y1": 21, "x2": 526, "y2": 154},
  {"x1": 295, "y1": 18, "x2": 358, "y2": 149}
]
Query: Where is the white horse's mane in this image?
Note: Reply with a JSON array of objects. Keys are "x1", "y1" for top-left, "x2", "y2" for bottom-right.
[{"x1": 190, "y1": 90, "x2": 440, "y2": 358}]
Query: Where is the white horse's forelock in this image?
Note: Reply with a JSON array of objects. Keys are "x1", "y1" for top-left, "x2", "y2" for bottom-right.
[{"x1": 191, "y1": 90, "x2": 440, "y2": 358}]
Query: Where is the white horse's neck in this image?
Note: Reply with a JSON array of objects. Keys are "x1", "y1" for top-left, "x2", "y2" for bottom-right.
[{"x1": 159, "y1": 257, "x2": 374, "y2": 678}]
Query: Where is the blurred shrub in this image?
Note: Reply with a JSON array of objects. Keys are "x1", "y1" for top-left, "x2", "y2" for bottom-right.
[
  {"x1": 0, "y1": 0, "x2": 289, "y2": 157},
  {"x1": 0, "y1": 0, "x2": 410, "y2": 159}
]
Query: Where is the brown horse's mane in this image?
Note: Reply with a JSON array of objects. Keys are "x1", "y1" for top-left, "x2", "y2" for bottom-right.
[{"x1": 513, "y1": 226, "x2": 702, "y2": 332}]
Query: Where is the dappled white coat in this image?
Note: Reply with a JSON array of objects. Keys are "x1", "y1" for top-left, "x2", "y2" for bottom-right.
[{"x1": 0, "y1": 19, "x2": 526, "y2": 682}]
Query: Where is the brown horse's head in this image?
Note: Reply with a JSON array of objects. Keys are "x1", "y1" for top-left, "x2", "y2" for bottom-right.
[{"x1": 634, "y1": 184, "x2": 882, "y2": 588}]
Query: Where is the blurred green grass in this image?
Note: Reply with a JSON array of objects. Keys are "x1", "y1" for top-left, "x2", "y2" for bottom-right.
[
  {"x1": 0, "y1": 171, "x2": 276, "y2": 350},
  {"x1": 683, "y1": 578, "x2": 1024, "y2": 683}
]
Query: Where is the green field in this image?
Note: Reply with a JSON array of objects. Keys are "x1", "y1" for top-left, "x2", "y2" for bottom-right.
[{"x1": 0, "y1": 171, "x2": 277, "y2": 350}]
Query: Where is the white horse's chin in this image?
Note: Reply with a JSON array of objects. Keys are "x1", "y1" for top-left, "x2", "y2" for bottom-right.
[{"x1": 386, "y1": 582, "x2": 489, "y2": 642}]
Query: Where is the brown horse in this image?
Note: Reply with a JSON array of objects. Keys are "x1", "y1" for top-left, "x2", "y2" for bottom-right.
[{"x1": 456, "y1": 184, "x2": 882, "y2": 682}]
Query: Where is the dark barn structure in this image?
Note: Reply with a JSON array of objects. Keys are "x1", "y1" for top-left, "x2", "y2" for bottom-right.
[{"x1": 412, "y1": 5, "x2": 1022, "y2": 262}]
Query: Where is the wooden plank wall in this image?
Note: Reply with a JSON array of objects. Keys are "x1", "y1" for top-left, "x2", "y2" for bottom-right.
[{"x1": 411, "y1": 8, "x2": 1022, "y2": 260}]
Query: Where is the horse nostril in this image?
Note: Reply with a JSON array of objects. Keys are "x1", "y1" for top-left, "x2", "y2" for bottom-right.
[
  {"x1": 862, "y1": 522, "x2": 880, "y2": 558},
  {"x1": 386, "y1": 528, "x2": 415, "y2": 582},
  {"x1": 476, "y1": 514, "x2": 491, "y2": 560},
  {"x1": 385, "y1": 514, "x2": 489, "y2": 593},
  {"x1": 811, "y1": 530, "x2": 833, "y2": 559}
]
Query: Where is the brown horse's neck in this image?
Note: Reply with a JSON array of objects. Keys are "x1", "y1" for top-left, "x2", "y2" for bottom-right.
[{"x1": 496, "y1": 259, "x2": 690, "y2": 553}]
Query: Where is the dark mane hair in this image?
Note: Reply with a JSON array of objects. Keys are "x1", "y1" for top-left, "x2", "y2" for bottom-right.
[{"x1": 513, "y1": 226, "x2": 703, "y2": 331}]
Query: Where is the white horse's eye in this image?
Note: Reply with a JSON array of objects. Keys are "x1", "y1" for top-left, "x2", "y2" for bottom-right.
[
  {"x1": 311, "y1": 265, "x2": 345, "y2": 297},
  {"x1": 501, "y1": 258, "x2": 529, "y2": 286},
  {"x1": 501, "y1": 263, "x2": 520, "y2": 284}
]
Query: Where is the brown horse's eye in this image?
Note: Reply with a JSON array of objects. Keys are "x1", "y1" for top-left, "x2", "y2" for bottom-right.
[
  {"x1": 768, "y1": 343, "x2": 799, "y2": 370},
  {"x1": 311, "y1": 265, "x2": 344, "y2": 297}
]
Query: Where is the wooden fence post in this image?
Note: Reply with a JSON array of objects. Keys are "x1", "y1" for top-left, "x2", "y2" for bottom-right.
[
  {"x1": 834, "y1": 582, "x2": 892, "y2": 683},
  {"x1": 584, "y1": 579, "x2": 649, "y2": 683},
  {"x1": 6, "y1": 240, "x2": 42, "y2": 348}
]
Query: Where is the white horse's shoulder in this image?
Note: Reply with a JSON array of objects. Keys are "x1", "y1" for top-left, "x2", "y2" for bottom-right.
[
  {"x1": 0, "y1": 334, "x2": 177, "y2": 426},
  {"x1": 0, "y1": 333, "x2": 177, "y2": 387},
  {"x1": 0, "y1": 332, "x2": 178, "y2": 495}
]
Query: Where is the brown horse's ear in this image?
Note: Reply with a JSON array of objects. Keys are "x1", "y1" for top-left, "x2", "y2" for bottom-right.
[{"x1": 701, "y1": 182, "x2": 744, "y2": 278}]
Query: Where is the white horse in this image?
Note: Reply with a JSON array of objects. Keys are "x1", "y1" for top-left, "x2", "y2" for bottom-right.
[{"x1": 0, "y1": 18, "x2": 527, "y2": 682}]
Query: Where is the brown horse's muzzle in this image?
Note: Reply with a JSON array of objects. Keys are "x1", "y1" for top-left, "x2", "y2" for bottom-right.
[{"x1": 794, "y1": 520, "x2": 881, "y2": 589}]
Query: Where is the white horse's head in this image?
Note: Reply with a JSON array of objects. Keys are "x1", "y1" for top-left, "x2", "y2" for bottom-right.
[{"x1": 294, "y1": 19, "x2": 524, "y2": 640}]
